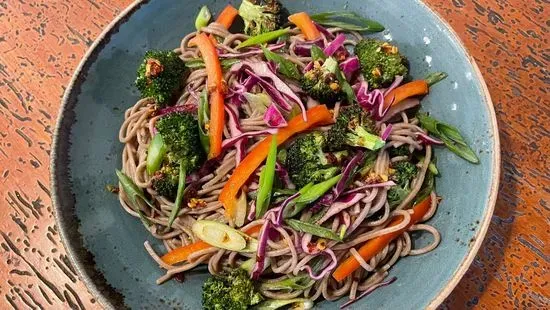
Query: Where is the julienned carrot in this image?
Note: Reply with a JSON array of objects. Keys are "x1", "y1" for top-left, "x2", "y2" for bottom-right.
[
  {"x1": 216, "y1": 5, "x2": 239, "y2": 29},
  {"x1": 209, "y1": 90, "x2": 225, "y2": 158},
  {"x1": 332, "y1": 195, "x2": 433, "y2": 282},
  {"x1": 192, "y1": 33, "x2": 225, "y2": 158},
  {"x1": 219, "y1": 105, "x2": 334, "y2": 219},
  {"x1": 288, "y1": 12, "x2": 321, "y2": 41},
  {"x1": 192, "y1": 33, "x2": 224, "y2": 92},
  {"x1": 383, "y1": 80, "x2": 429, "y2": 109},
  {"x1": 161, "y1": 224, "x2": 262, "y2": 265}
]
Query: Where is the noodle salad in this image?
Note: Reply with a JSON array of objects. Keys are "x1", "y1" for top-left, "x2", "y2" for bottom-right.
[{"x1": 114, "y1": 2, "x2": 479, "y2": 309}]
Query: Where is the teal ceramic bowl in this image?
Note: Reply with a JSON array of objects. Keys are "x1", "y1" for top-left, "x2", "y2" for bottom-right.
[{"x1": 51, "y1": 0, "x2": 500, "y2": 309}]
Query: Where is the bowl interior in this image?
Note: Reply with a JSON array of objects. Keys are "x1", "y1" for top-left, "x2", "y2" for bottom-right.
[{"x1": 52, "y1": 0, "x2": 498, "y2": 309}]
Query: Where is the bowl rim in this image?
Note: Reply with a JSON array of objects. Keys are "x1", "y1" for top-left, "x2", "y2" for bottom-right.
[{"x1": 50, "y1": 0, "x2": 501, "y2": 309}]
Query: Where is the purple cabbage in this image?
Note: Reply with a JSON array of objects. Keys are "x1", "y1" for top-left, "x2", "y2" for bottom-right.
[
  {"x1": 339, "y1": 56, "x2": 360, "y2": 80},
  {"x1": 300, "y1": 248, "x2": 338, "y2": 280},
  {"x1": 230, "y1": 61, "x2": 306, "y2": 119},
  {"x1": 380, "y1": 124, "x2": 393, "y2": 141},
  {"x1": 275, "y1": 162, "x2": 295, "y2": 189},
  {"x1": 264, "y1": 104, "x2": 288, "y2": 128},
  {"x1": 323, "y1": 33, "x2": 346, "y2": 56},
  {"x1": 317, "y1": 193, "x2": 366, "y2": 224},
  {"x1": 221, "y1": 129, "x2": 277, "y2": 150},
  {"x1": 416, "y1": 132, "x2": 444, "y2": 145},
  {"x1": 293, "y1": 39, "x2": 324, "y2": 57},
  {"x1": 251, "y1": 221, "x2": 271, "y2": 280},
  {"x1": 314, "y1": 22, "x2": 335, "y2": 40},
  {"x1": 353, "y1": 80, "x2": 388, "y2": 120}
]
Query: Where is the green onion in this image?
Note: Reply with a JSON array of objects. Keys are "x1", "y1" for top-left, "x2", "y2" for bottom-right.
[
  {"x1": 185, "y1": 58, "x2": 240, "y2": 70},
  {"x1": 284, "y1": 175, "x2": 341, "y2": 218},
  {"x1": 417, "y1": 113, "x2": 480, "y2": 164},
  {"x1": 260, "y1": 275, "x2": 314, "y2": 291},
  {"x1": 256, "y1": 135, "x2": 278, "y2": 218},
  {"x1": 192, "y1": 220, "x2": 258, "y2": 252},
  {"x1": 198, "y1": 88, "x2": 210, "y2": 155},
  {"x1": 195, "y1": 5, "x2": 211, "y2": 30},
  {"x1": 237, "y1": 28, "x2": 290, "y2": 49},
  {"x1": 286, "y1": 219, "x2": 342, "y2": 241},
  {"x1": 146, "y1": 133, "x2": 167, "y2": 175},
  {"x1": 310, "y1": 45, "x2": 327, "y2": 61},
  {"x1": 261, "y1": 46, "x2": 301, "y2": 80},
  {"x1": 115, "y1": 170, "x2": 154, "y2": 227},
  {"x1": 255, "y1": 298, "x2": 314, "y2": 310},
  {"x1": 424, "y1": 71, "x2": 448, "y2": 86},
  {"x1": 168, "y1": 161, "x2": 186, "y2": 227},
  {"x1": 311, "y1": 11, "x2": 384, "y2": 33}
]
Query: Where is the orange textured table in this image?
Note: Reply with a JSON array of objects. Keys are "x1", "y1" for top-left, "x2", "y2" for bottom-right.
[{"x1": 0, "y1": 1, "x2": 548, "y2": 309}]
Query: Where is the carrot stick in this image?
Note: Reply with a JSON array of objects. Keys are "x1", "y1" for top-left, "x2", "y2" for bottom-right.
[
  {"x1": 219, "y1": 105, "x2": 334, "y2": 220},
  {"x1": 216, "y1": 5, "x2": 239, "y2": 29},
  {"x1": 332, "y1": 195, "x2": 433, "y2": 282},
  {"x1": 161, "y1": 224, "x2": 262, "y2": 265},
  {"x1": 288, "y1": 12, "x2": 321, "y2": 41},
  {"x1": 192, "y1": 33, "x2": 225, "y2": 158},
  {"x1": 209, "y1": 89, "x2": 225, "y2": 158},
  {"x1": 383, "y1": 80, "x2": 429, "y2": 110},
  {"x1": 192, "y1": 33, "x2": 224, "y2": 92}
]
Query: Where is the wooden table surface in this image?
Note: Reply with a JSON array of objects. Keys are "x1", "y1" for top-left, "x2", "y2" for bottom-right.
[{"x1": 0, "y1": 0, "x2": 548, "y2": 309}]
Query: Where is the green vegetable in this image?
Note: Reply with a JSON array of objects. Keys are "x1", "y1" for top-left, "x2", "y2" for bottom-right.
[
  {"x1": 424, "y1": 71, "x2": 448, "y2": 87},
  {"x1": 192, "y1": 220, "x2": 258, "y2": 252},
  {"x1": 185, "y1": 58, "x2": 240, "y2": 70},
  {"x1": 135, "y1": 50, "x2": 187, "y2": 107},
  {"x1": 286, "y1": 219, "x2": 342, "y2": 241},
  {"x1": 417, "y1": 113, "x2": 479, "y2": 164},
  {"x1": 311, "y1": 11, "x2": 384, "y2": 32},
  {"x1": 151, "y1": 112, "x2": 206, "y2": 199},
  {"x1": 300, "y1": 57, "x2": 343, "y2": 105},
  {"x1": 203, "y1": 268, "x2": 263, "y2": 310},
  {"x1": 198, "y1": 89, "x2": 210, "y2": 155},
  {"x1": 358, "y1": 151, "x2": 377, "y2": 177},
  {"x1": 260, "y1": 275, "x2": 313, "y2": 291},
  {"x1": 254, "y1": 298, "x2": 314, "y2": 310},
  {"x1": 168, "y1": 161, "x2": 186, "y2": 227},
  {"x1": 195, "y1": 5, "x2": 212, "y2": 30},
  {"x1": 284, "y1": 175, "x2": 341, "y2": 218},
  {"x1": 261, "y1": 46, "x2": 300, "y2": 80},
  {"x1": 416, "y1": 154, "x2": 439, "y2": 176},
  {"x1": 415, "y1": 170, "x2": 435, "y2": 204},
  {"x1": 325, "y1": 104, "x2": 384, "y2": 151},
  {"x1": 146, "y1": 134, "x2": 167, "y2": 175},
  {"x1": 354, "y1": 39, "x2": 408, "y2": 89},
  {"x1": 335, "y1": 65, "x2": 356, "y2": 103},
  {"x1": 310, "y1": 45, "x2": 327, "y2": 61},
  {"x1": 243, "y1": 92, "x2": 272, "y2": 113},
  {"x1": 389, "y1": 145, "x2": 411, "y2": 157},
  {"x1": 387, "y1": 161, "x2": 418, "y2": 207},
  {"x1": 238, "y1": 0, "x2": 284, "y2": 37},
  {"x1": 285, "y1": 132, "x2": 348, "y2": 188},
  {"x1": 256, "y1": 135, "x2": 278, "y2": 218},
  {"x1": 237, "y1": 28, "x2": 290, "y2": 49},
  {"x1": 115, "y1": 170, "x2": 153, "y2": 227}
]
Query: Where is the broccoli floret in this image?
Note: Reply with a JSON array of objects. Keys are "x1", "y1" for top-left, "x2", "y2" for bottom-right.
[
  {"x1": 151, "y1": 113, "x2": 206, "y2": 198},
  {"x1": 135, "y1": 50, "x2": 186, "y2": 107},
  {"x1": 202, "y1": 268, "x2": 262, "y2": 310},
  {"x1": 239, "y1": 0, "x2": 282, "y2": 36},
  {"x1": 285, "y1": 132, "x2": 347, "y2": 188},
  {"x1": 151, "y1": 163, "x2": 179, "y2": 198},
  {"x1": 325, "y1": 105, "x2": 384, "y2": 151},
  {"x1": 354, "y1": 39, "x2": 408, "y2": 89},
  {"x1": 300, "y1": 58, "x2": 343, "y2": 105},
  {"x1": 387, "y1": 161, "x2": 418, "y2": 207}
]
